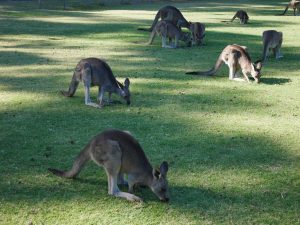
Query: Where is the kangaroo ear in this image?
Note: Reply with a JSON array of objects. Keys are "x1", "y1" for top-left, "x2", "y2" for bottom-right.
[
  {"x1": 124, "y1": 78, "x2": 130, "y2": 88},
  {"x1": 153, "y1": 169, "x2": 160, "y2": 180},
  {"x1": 159, "y1": 161, "x2": 169, "y2": 177},
  {"x1": 255, "y1": 60, "x2": 263, "y2": 70}
]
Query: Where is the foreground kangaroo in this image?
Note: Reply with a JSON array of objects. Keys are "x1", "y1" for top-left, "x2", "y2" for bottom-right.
[
  {"x1": 222, "y1": 10, "x2": 249, "y2": 24},
  {"x1": 186, "y1": 44, "x2": 262, "y2": 83},
  {"x1": 262, "y1": 30, "x2": 283, "y2": 62},
  {"x1": 189, "y1": 22, "x2": 206, "y2": 46},
  {"x1": 138, "y1": 5, "x2": 190, "y2": 31},
  {"x1": 148, "y1": 20, "x2": 191, "y2": 48},
  {"x1": 278, "y1": 0, "x2": 300, "y2": 15},
  {"x1": 61, "y1": 58, "x2": 130, "y2": 108},
  {"x1": 48, "y1": 129, "x2": 170, "y2": 202}
]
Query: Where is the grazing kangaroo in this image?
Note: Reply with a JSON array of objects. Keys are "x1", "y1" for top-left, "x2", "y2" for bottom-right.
[
  {"x1": 138, "y1": 5, "x2": 190, "y2": 32},
  {"x1": 48, "y1": 129, "x2": 170, "y2": 202},
  {"x1": 222, "y1": 10, "x2": 249, "y2": 24},
  {"x1": 186, "y1": 44, "x2": 263, "y2": 83},
  {"x1": 189, "y1": 22, "x2": 206, "y2": 46},
  {"x1": 262, "y1": 30, "x2": 283, "y2": 62},
  {"x1": 278, "y1": 0, "x2": 300, "y2": 15},
  {"x1": 148, "y1": 20, "x2": 191, "y2": 48},
  {"x1": 61, "y1": 58, "x2": 130, "y2": 108}
]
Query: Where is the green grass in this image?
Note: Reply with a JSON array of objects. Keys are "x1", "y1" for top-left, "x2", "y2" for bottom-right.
[{"x1": 0, "y1": 0, "x2": 300, "y2": 224}]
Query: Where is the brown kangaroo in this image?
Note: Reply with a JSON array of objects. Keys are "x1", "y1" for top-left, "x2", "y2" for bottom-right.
[
  {"x1": 222, "y1": 10, "x2": 249, "y2": 24},
  {"x1": 138, "y1": 5, "x2": 191, "y2": 31},
  {"x1": 189, "y1": 22, "x2": 206, "y2": 46},
  {"x1": 278, "y1": 0, "x2": 300, "y2": 15},
  {"x1": 186, "y1": 44, "x2": 263, "y2": 83},
  {"x1": 262, "y1": 30, "x2": 283, "y2": 62},
  {"x1": 147, "y1": 20, "x2": 191, "y2": 48},
  {"x1": 48, "y1": 129, "x2": 170, "y2": 202},
  {"x1": 61, "y1": 58, "x2": 130, "y2": 108}
]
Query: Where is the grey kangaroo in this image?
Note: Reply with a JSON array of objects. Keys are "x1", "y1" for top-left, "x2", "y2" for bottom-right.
[
  {"x1": 148, "y1": 20, "x2": 191, "y2": 48},
  {"x1": 48, "y1": 129, "x2": 170, "y2": 202},
  {"x1": 278, "y1": 0, "x2": 300, "y2": 15},
  {"x1": 262, "y1": 30, "x2": 283, "y2": 62},
  {"x1": 189, "y1": 22, "x2": 206, "y2": 46},
  {"x1": 61, "y1": 58, "x2": 130, "y2": 108},
  {"x1": 186, "y1": 44, "x2": 263, "y2": 83},
  {"x1": 138, "y1": 5, "x2": 190, "y2": 32},
  {"x1": 222, "y1": 10, "x2": 249, "y2": 24}
]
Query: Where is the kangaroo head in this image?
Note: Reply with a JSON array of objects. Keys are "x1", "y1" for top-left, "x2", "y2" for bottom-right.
[
  {"x1": 150, "y1": 161, "x2": 169, "y2": 202},
  {"x1": 183, "y1": 32, "x2": 192, "y2": 47},
  {"x1": 119, "y1": 78, "x2": 131, "y2": 105},
  {"x1": 251, "y1": 60, "x2": 263, "y2": 83}
]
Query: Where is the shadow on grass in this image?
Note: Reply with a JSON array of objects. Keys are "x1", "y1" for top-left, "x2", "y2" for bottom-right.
[
  {"x1": 0, "y1": 51, "x2": 54, "y2": 66},
  {"x1": 260, "y1": 77, "x2": 291, "y2": 85}
]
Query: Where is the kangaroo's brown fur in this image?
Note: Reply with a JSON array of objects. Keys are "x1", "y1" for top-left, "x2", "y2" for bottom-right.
[
  {"x1": 148, "y1": 20, "x2": 191, "y2": 48},
  {"x1": 278, "y1": 0, "x2": 300, "y2": 15},
  {"x1": 48, "y1": 129, "x2": 170, "y2": 202},
  {"x1": 138, "y1": 5, "x2": 191, "y2": 32},
  {"x1": 222, "y1": 10, "x2": 249, "y2": 24},
  {"x1": 61, "y1": 58, "x2": 130, "y2": 108},
  {"x1": 262, "y1": 30, "x2": 283, "y2": 62},
  {"x1": 189, "y1": 22, "x2": 206, "y2": 46},
  {"x1": 186, "y1": 44, "x2": 263, "y2": 83}
]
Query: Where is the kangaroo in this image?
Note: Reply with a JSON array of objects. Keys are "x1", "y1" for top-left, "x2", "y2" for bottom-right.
[
  {"x1": 148, "y1": 20, "x2": 191, "y2": 48},
  {"x1": 186, "y1": 44, "x2": 263, "y2": 83},
  {"x1": 189, "y1": 22, "x2": 205, "y2": 46},
  {"x1": 138, "y1": 5, "x2": 190, "y2": 32},
  {"x1": 48, "y1": 129, "x2": 170, "y2": 202},
  {"x1": 262, "y1": 30, "x2": 283, "y2": 62},
  {"x1": 278, "y1": 0, "x2": 300, "y2": 15},
  {"x1": 61, "y1": 58, "x2": 130, "y2": 108},
  {"x1": 223, "y1": 10, "x2": 249, "y2": 24}
]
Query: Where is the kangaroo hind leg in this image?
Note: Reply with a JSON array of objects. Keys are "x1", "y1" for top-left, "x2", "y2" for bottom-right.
[{"x1": 103, "y1": 140, "x2": 142, "y2": 202}]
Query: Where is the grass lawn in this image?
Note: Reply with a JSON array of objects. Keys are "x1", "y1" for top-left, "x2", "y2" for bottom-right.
[{"x1": 0, "y1": 0, "x2": 299, "y2": 224}]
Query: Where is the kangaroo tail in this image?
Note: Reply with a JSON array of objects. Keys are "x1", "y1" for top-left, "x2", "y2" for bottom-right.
[
  {"x1": 48, "y1": 144, "x2": 91, "y2": 179},
  {"x1": 278, "y1": 5, "x2": 289, "y2": 15},
  {"x1": 61, "y1": 72, "x2": 79, "y2": 97},
  {"x1": 186, "y1": 54, "x2": 223, "y2": 76},
  {"x1": 262, "y1": 42, "x2": 269, "y2": 62},
  {"x1": 147, "y1": 29, "x2": 157, "y2": 45},
  {"x1": 230, "y1": 14, "x2": 237, "y2": 22},
  {"x1": 149, "y1": 10, "x2": 161, "y2": 32}
]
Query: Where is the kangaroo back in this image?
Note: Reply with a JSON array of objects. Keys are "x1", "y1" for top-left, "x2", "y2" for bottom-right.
[
  {"x1": 186, "y1": 54, "x2": 224, "y2": 76},
  {"x1": 137, "y1": 10, "x2": 161, "y2": 32}
]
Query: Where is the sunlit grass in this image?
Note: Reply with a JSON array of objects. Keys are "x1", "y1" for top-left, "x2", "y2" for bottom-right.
[{"x1": 0, "y1": 0, "x2": 299, "y2": 224}]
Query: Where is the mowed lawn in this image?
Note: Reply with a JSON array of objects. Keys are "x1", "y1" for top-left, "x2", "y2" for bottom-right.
[{"x1": 0, "y1": 0, "x2": 299, "y2": 224}]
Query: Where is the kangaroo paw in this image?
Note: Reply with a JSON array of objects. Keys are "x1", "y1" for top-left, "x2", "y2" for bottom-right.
[
  {"x1": 86, "y1": 102, "x2": 102, "y2": 109},
  {"x1": 113, "y1": 191, "x2": 143, "y2": 202}
]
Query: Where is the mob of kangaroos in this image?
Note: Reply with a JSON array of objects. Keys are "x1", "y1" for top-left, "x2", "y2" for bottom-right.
[
  {"x1": 61, "y1": 58, "x2": 131, "y2": 108},
  {"x1": 48, "y1": 129, "x2": 170, "y2": 202}
]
